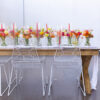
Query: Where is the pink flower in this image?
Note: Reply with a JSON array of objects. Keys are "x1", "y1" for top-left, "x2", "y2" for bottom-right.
[
  {"x1": 77, "y1": 32, "x2": 82, "y2": 35},
  {"x1": 62, "y1": 32, "x2": 64, "y2": 36},
  {"x1": 29, "y1": 29, "x2": 32, "y2": 32},
  {"x1": 66, "y1": 33, "x2": 70, "y2": 37},
  {"x1": 45, "y1": 31, "x2": 49, "y2": 34},
  {"x1": 0, "y1": 29, "x2": 5, "y2": 32},
  {"x1": 1, "y1": 33, "x2": 6, "y2": 37}
]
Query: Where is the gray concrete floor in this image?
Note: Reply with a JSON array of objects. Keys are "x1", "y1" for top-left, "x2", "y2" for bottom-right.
[{"x1": 0, "y1": 56, "x2": 100, "y2": 100}]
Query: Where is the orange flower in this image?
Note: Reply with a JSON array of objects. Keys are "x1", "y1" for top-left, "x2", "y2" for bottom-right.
[
  {"x1": 50, "y1": 33, "x2": 55, "y2": 38},
  {"x1": 23, "y1": 33, "x2": 32, "y2": 39},
  {"x1": 74, "y1": 32, "x2": 82, "y2": 38},
  {"x1": 57, "y1": 31, "x2": 61, "y2": 37},
  {"x1": 31, "y1": 31, "x2": 36, "y2": 35},
  {"x1": 15, "y1": 32, "x2": 20, "y2": 37},
  {"x1": 0, "y1": 32, "x2": 8, "y2": 38},
  {"x1": 83, "y1": 30, "x2": 93, "y2": 38},
  {"x1": 69, "y1": 32, "x2": 73, "y2": 37}
]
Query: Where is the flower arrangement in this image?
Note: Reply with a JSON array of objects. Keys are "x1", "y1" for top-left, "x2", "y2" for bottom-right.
[
  {"x1": 23, "y1": 29, "x2": 32, "y2": 46},
  {"x1": 71, "y1": 30, "x2": 82, "y2": 45},
  {"x1": 45, "y1": 28, "x2": 55, "y2": 46},
  {"x1": 10, "y1": 29, "x2": 20, "y2": 45},
  {"x1": 39, "y1": 28, "x2": 45, "y2": 38},
  {"x1": 83, "y1": 30, "x2": 93, "y2": 46},
  {"x1": 66, "y1": 31, "x2": 73, "y2": 45},
  {"x1": 0, "y1": 29, "x2": 8, "y2": 46}
]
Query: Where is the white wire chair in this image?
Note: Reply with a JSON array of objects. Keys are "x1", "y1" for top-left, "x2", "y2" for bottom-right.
[
  {"x1": 48, "y1": 46, "x2": 86, "y2": 96},
  {"x1": 0, "y1": 57, "x2": 12, "y2": 96},
  {"x1": 8, "y1": 46, "x2": 46, "y2": 96}
]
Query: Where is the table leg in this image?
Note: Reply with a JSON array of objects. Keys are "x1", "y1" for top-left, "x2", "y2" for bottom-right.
[{"x1": 80, "y1": 56, "x2": 92, "y2": 95}]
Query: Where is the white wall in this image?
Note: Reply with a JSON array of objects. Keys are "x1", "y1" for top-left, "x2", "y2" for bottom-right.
[
  {"x1": 24, "y1": 0, "x2": 100, "y2": 46},
  {"x1": 0, "y1": 0, "x2": 100, "y2": 46},
  {"x1": 0, "y1": 0, "x2": 23, "y2": 28}
]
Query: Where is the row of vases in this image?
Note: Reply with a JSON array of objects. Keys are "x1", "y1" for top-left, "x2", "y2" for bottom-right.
[
  {"x1": 67, "y1": 37, "x2": 90, "y2": 46},
  {"x1": 13, "y1": 37, "x2": 52, "y2": 46},
  {"x1": 0, "y1": 37, "x2": 91, "y2": 46}
]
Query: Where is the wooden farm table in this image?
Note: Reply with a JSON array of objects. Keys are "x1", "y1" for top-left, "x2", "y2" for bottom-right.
[{"x1": 0, "y1": 46, "x2": 99, "y2": 95}]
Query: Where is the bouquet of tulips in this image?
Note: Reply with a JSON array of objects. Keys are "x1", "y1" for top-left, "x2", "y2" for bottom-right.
[
  {"x1": 22, "y1": 28, "x2": 32, "y2": 46},
  {"x1": 0, "y1": 28, "x2": 8, "y2": 46},
  {"x1": 71, "y1": 30, "x2": 82, "y2": 45},
  {"x1": 39, "y1": 28, "x2": 45, "y2": 38},
  {"x1": 66, "y1": 31, "x2": 73, "y2": 45},
  {"x1": 10, "y1": 29, "x2": 21, "y2": 45},
  {"x1": 83, "y1": 30, "x2": 93, "y2": 46},
  {"x1": 45, "y1": 28, "x2": 55, "y2": 46},
  {"x1": 61, "y1": 30, "x2": 69, "y2": 45}
]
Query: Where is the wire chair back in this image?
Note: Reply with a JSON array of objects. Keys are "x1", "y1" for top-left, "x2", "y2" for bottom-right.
[
  {"x1": 12, "y1": 46, "x2": 40, "y2": 62},
  {"x1": 53, "y1": 46, "x2": 82, "y2": 69}
]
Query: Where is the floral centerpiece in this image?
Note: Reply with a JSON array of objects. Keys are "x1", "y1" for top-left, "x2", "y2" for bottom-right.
[
  {"x1": 0, "y1": 29, "x2": 8, "y2": 46},
  {"x1": 39, "y1": 28, "x2": 45, "y2": 38},
  {"x1": 28, "y1": 27, "x2": 38, "y2": 45},
  {"x1": 45, "y1": 28, "x2": 55, "y2": 46},
  {"x1": 61, "y1": 30, "x2": 68, "y2": 45},
  {"x1": 83, "y1": 30, "x2": 93, "y2": 46},
  {"x1": 23, "y1": 29, "x2": 32, "y2": 46},
  {"x1": 66, "y1": 31, "x2": 73, "y2": 45},
  {"x1": 71, "y1": 30, "x2": 82, "y2": 46},
  {"x1": 10, "y1": 29, "x2": 20, "y2": 45}
]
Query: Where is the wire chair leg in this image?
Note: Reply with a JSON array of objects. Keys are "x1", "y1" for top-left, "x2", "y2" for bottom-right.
[
  {"x1": 81, "y1": 68, "x2": 86, "y2": 96},
  {"x1": 41, "y1": 65, "x2": 46, "y2": 96},
  {"x1": 48, "y1": 64, "x2": 53, "y2": 96},
  {"x1": 18, "y1": 69, "x2": 23, "y2": 84},
  {"x1": 8, "y1": 65, "x2": 14, "y2": 96},
  {"x1": 0, "y1": 65, "x2": 9, "y2": 96},
  {"x1": 8, "y1": 65, "x2": 18, "y2": 96},
  {"x1": 77, "y1": 67, "x2": 86, "y2": 96}
]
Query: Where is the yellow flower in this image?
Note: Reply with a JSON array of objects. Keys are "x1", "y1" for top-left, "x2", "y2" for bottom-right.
[
  {"x1": 45, "y1": 33, "x2": 49, "y2": 37},
  {"x1": 40, "y1": 32, "x2": 44, "y2": 35},
  {"x1": 4, "y1": 31, "x2": 8, "y2": 35},
  {"x1": 64, "y1": 30, "x2": 66, "y2": 32},
  {"x1": 48, "y1": 28, "x2": 51, "y2": 31},
  {"x1": 29, "y1": 26, "x2": 33, "y2": 29}
]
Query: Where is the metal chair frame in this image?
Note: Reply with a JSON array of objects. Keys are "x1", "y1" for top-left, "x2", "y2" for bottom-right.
[{"x1": 48, "y1": 47, "x2": 86, "y2": 96}]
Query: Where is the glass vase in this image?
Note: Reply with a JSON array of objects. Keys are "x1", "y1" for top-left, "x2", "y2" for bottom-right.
[
  {"x1": 25, "y1": 39, "x2": 29, "y2": 46},
  {"x1": 85, "y1": 37, "x2": 90, "y2": 46},
  {"x1": 1, "y1": 38, "x2": 7, "y2": 46},
  {"x1": 47, "y1": 36, "x2": 52, "y2": 46},
  {"x1": 15, "y1": 37, "x2": 19, "y2": 45},
  {"x1": 37, "y1": 37, "x2": 41, "y2": 46},
  {"x1": 67, "y1": 37, "x2": 72, "y2": 46},
  {"x1": 72, "y1": 37, "x2": 79, "y2": 46}
]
